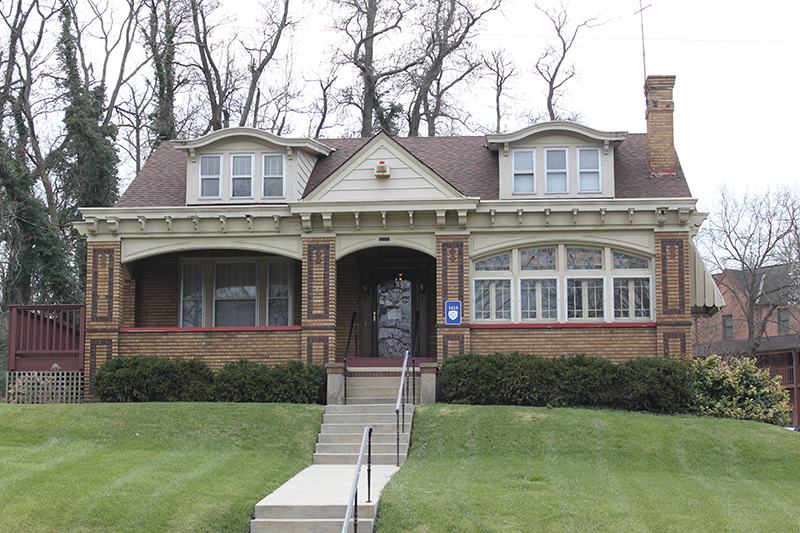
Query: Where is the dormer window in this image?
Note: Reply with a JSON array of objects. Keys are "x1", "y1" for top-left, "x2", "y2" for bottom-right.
[
  {"x1": 263, "y1": 154, "x2": 285, "y2": 198},
  {"x1": 200, "y1": 155, "x2": 221, "y2": 198},
  {"x1": 578, "y1": 148, "x2": 601, "y2": 192},
  {"x1": 512, "y1": 149, "x2": 535, "y2": 193},
  {"x1": 545, "y1": 148, "x2": 568, "y2": 194},
  {"x1": 231, "y1": 155, "x2": 253, "y2": 198}
]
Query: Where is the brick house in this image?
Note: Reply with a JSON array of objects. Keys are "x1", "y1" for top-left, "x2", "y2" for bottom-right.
[
  {"x1": 693, "y1": 264, "x2": 799, "y2": 423},
  {"x1": 73, "y1": 75, "x2": 723, "y2": 402}
]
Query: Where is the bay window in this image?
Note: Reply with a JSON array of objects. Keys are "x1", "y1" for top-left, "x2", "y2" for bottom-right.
[
  {"x1": 180, "y1": 257, "x2": 293, "y2": 327},
  {"x1": 473, "y1": 245, "x2": 653, "y2": 324}
]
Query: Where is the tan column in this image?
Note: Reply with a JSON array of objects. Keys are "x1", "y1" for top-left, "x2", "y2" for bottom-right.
[
  {"x1": 654, "y1": 232, "x2": 693, "y2": 358},
  {"x1": 301, "y1": 237, "x2": 337, "y2": 365},
  {"x1": 84, "y1": 241, "x2": 123, "y2": 397},
  {"x1": 435, "y1": 235, "x2": 471, "y2": 364}
]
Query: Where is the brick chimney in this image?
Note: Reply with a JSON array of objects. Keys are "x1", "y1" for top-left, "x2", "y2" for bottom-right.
[{"x1": 645, "y1": 75, "x2": 676, "y2": 177}]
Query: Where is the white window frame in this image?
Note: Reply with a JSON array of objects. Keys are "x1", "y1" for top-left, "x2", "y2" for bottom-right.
[
  {"x1": 519, "y1": 277, "x2": 559, "y2": 322},
  {"x1": 474, "y1": 278, "x2": 513, "y2": 322},
  {"x1": 199, "y1": 154, "x2": 222, "y2": 199},
  {"x1": 180, "y1": 261, "x2": 205, "y2": 327},
  {"x1": 512, "y1": 149, "x2": 536, "y2": 194},
  {"x1": 565, "y1": 276, "x2": 605, "y2": 321},
  {"x1": 577, "y1": 147, "x2": 601, "y2": 193},
  {"x1": 213, "y1": 261, "x2": 259, "y2": 327},
  {"x1": 612, "y1": 276, "x2": 653, "y2": 320},
  {"x1": 266, "y1": 259, "x2": 292, "y2": 327},
  {"x1": 544, "y1": 147, "x2": 569, "y2": 194},
  {"x1": 230, "y1": 154, "x2": 254, "y2": 199},
  {"x1": 262, "y1": 153, "x2": 286, "y2": 199}
]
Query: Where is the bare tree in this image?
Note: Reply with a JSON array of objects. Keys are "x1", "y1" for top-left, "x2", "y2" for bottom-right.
[
  {"x1": 334, "y1": 0, "x2": 422, "y2": 137},
  {"x1": 697, "y1": 185, "x2": 800, "y2": 357},
  {"x1": 534, "y1": 2, "x2": 602, "y2": 121},
  {"x1": 238, "y1": 0, "x2": 291, "y2": 127},
  {"x1": 484, "y1": 48, "x2": 515, "y2": 133},
  {"x1": 406, "y1": 0, "x2": 500, "y2": 137}
]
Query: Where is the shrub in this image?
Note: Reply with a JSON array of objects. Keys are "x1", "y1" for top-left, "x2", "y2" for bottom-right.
[
  {"x1": 213, "y1": 359, "x2": 272, "y2": 402},
  {"x1": 618, "y1": 357, "x2": 694, "y2": 414},
  {"x1": 173, "y1": 358, "x2": 215, "y2": 401},
  {"x1": 268, "y1": 360, "x2": 326, "y2": 404},
  {"x1": 497, "y1": 352, "x2": 555, "y2": 406},
  {"x1": 94, "y1": 356, "x2": 179, "y2": 402},
  {"x1": 551, "y1": 354, "x2": 620, "y2": 408},
  {"x1": 691, "y1": 355, "x2": 791, "y2": 425},
  {"x1": 439, "y1": 352, "x2": 508, "y2": 405}
]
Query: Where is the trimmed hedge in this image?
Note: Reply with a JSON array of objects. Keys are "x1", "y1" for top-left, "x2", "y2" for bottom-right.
[
  {"x1": 94, "y1": 357, "x2": 325, "y2": 404},
  {"x1": 439, "y1": 352, "x2": 790, "y2": 423}
]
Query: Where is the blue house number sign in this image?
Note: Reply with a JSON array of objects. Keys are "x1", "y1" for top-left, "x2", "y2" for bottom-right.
[{"x1": 445, "y1": 301, "x2": 461, "y2": 325}]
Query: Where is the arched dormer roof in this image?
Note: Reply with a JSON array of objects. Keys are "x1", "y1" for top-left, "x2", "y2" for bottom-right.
[
  {"x1": 485, "y1": 121, "x2": 627, "y2": 151},
  {"x1": 171, "y1": 127, "x2": 333, "y2": 156}
]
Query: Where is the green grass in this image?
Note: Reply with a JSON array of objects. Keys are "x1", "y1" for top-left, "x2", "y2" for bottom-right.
[
  {"x1": 376, "y1": 405, "x2": 800, "y2": 533},
  {"x1": 0, "y1": 402, "x2": 324, "y2": 533}
]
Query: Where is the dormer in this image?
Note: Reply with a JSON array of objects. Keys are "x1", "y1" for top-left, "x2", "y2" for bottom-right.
[
  {"x1": 173, "y1": 127, "x2": 332, "y2": 205},
  {"x1": 486, "y1": 122, "x2": 627, "y2": 200}
]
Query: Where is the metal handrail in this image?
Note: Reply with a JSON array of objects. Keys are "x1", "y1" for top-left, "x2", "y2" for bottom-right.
[
  {"x1": 342, "y1": 426, "x2": 373, "y2": 533},
  {"x1": 343, "y1": 311, "x2": 359, "y2": 405},
  {"x1": 395, "y1": 350, "x2": 410, "y2": 467}
]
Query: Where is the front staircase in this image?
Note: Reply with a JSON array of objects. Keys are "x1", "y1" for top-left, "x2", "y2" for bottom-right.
[{"x1": 251, "y1": 376, "x2": 415, "y2": 533}]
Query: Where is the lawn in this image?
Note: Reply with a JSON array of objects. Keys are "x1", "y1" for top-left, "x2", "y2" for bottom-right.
[
  {"x1": 3, "y1": 403, "x2": 799, "y2": 533},
  {"x1": 375, "y1": 404, "x2": 800, "y2": 533},
  {"x1": 0, "y1": 402, "x2": 324, "y2": 533}
]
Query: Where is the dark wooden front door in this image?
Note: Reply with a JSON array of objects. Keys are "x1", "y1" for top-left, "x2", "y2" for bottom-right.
[{"x1": 373, "y1": 269, "x2": 416, "y2": 357}]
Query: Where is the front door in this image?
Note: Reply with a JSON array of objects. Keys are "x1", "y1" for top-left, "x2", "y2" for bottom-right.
[{"x1": 373, "y1": 269, "x2": 415, "y2": 357}]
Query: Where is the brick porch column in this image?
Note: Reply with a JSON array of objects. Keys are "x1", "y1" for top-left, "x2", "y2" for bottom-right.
[
  {"x1": 436, "y1": 235, "x2": 471, "y2": 364},
  {"x1": 654, "y1": 232, "x2": 692, "y2": 358},
  {"x1": 84, "y1": 241, "x2": 123, "y2": 397},
  {"x1": 302, "y1": 237, "x2": 337, "y2": 365}
]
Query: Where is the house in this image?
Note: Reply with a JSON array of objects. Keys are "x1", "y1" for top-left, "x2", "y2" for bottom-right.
[
  {"x1": 73, "y1": 75, "x2": 723, "y2": 402},
  {"x1": 693, "y1": 263, "x2": 799, "y2": 424}
]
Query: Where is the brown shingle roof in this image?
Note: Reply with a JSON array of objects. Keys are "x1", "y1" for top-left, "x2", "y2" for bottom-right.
[
  {"x1": 116, "y1": 132, "x2": 693, "y2": 207},
  {"x1": 116, "y1": 141, "x2": 186, "y2": 207},
  {"x1": 613, "y1": 133, "x2": 693, "y2": 198}
]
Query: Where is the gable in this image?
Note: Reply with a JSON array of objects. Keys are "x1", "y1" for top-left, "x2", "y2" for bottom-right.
[{"x1": 303, "y1": 133, "x2": 466, "y2": 203}]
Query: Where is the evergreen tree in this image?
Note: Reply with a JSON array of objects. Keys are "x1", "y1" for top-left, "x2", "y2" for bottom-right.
[{"x1": 50, "y1": 0, "x2": 120, "y2": 289}]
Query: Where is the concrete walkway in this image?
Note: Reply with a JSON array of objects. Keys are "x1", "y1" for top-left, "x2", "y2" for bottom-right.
[{"x1": 251, "y1": 464, "x2": 400, "y2": 533}]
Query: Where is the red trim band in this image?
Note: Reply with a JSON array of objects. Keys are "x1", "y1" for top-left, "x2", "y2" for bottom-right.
[
  {"x1": 120, "y1": 326, "x2": 302, "y2": 333},
  {"x1": 471, "y1": 322, "x2": 656, "y2": 329}
]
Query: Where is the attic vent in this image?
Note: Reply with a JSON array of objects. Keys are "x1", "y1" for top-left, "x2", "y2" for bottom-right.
[{"x1": 374, "y1": 161, "x2": 390, "y2": 178}]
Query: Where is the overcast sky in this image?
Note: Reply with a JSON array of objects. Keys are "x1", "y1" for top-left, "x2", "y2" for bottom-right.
[{"x1": 234, "y1": 0, "x2": 800, "y2": 211}]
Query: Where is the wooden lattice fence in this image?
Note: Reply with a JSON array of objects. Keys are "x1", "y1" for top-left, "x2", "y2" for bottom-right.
[{"x1": 6, "y1": 370, "x2": 83, "y2": 404}]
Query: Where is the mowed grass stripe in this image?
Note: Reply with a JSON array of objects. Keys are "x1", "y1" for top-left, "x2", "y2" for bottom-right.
[
  {"x1": 0, "y1": 403, "x2": 324, "y2": 533},
  {"x1": 374, "y1": 405, "x2": 800, "y2": 533}
]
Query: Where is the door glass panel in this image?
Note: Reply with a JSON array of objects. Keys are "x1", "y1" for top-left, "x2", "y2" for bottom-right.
[{"x1": 376, "y1": 277, "x2": 413, "y2": 357}]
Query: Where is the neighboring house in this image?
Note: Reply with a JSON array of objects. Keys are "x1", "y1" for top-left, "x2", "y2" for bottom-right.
[
  {"x1": 694, "y1": 263, "x2": 800, "y2": 424},
  {"x1": 73, "y1": 75, "x2": 723, "y2": 402}
]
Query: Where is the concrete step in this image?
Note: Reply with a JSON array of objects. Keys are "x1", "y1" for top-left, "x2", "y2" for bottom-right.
[
  {"x1": 325, "y1": 403, "x2": 415, "y2": 414},
  {"x1": 321, "y1": 422, "x2": 410, "y2": 434},
  {"x1": 318, "y1": 432, "x2": 409, "y2": 445},
  {"x1": 323, "y1": 413, "x2": 405, "y2": 424},
  {"x1": 313, "y1": 452, "x2": 405, "y2": 465},
  {"x1": 255, "y1": 502, "x2": 376, "y2": 520},
  {"x1": 251, "y1": 517, "x2": 373, "y2": 533},
  {"x1": 316, "y1": 442, "x2": 408, "y2": 455}
]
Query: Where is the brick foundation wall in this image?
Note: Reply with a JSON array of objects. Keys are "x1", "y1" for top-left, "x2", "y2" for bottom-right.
[
  {"x1": 470, "y1": 326, "x2": 658, "y2": 362},
  {"x1": 118, "y1": 329, "x2": 302, "y2": 370}
]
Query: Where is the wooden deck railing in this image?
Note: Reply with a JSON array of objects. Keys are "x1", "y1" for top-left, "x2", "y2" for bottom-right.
[
  {"x1": 768, "y1": 366, "x2": 794, "y2": 388},
  {"x1": 8, "y1": 305, "x2": 85, "y2": 372}
]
